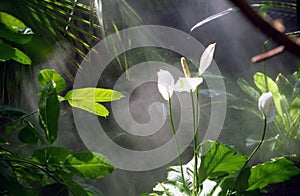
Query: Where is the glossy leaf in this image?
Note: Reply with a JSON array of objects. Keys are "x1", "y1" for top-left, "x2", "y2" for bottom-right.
[
  {"x1": 67, "y1": 99, "x2": 109, "y2": 117},
  {"x1": 0, "y1": 12, "x2": 26, "y2": 32},
  {"x1": 32, "y1": 146, "x2": 71, "y2": 165},
  {"x1": 58, "y1": 170, "x2": 89, "y2": 196},
  {"x1": 237, "y1": 77, "x2": 260, "y2": 100},
  {"x1": 64, "y1": 152, "x2": 114, "y2": 179},
  {"x1": 12, "y1": 47, "x2": 31, "y2": 65},
  {"x1": 0, "y1": 105, "x2": 27, "y2": 118},
  {"x1": 0, "y1": 160, "x2": 28, "y2": 195},
  {"x1": 0, "y1": 12, "x2": 34, "y2": 44},
  {"x1": 0, "y1": 43, "x2": 31, "y2": 64},
  {"x1": 0, "y1": 26, "x2": 33, "y2": 44},
  {"x1": 64, "y1": 88, "x2": 124, "y2": 102},
  {"x1": 198, "y1": 140, "x2": 247, "y2": 183},
  {"x1": 246, "y1": 157, "x2": 300, "y2": 191},
  {"x1": 18, "y1": 126, "x2": 38, "y2": 144},
  {"x1": 254, "y1": 72, "x2": 282, "y2": 116},
  {"x1": 38, "y1": 69, "x2": 66, "y2": 93},
  {"x1": 38, "y1": 81, "x2": 60, "y2": 143},
  {"x1": 64, "y1": 88, "x2": 123, "y2": 117},
  {"x1": 276, "y1": 73, "x2": 294, "y2": 102}
]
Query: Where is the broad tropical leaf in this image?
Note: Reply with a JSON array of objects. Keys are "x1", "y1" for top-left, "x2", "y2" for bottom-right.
[
  {"x1": 38, "y1": 69, "x2": 66, "y2": 93},
  {"x1": 38, "y1": 81, "x2": 60, "y2": 143},
  {"x1": 64, "y1": 88, "x2": 123, "y2": 117},
  {"x1": 254, "y1": 72, "x2": 283, "y2": 116},
  {"x1": 64, "y1": 152, "x2": 114, "y2": 179},
  {"x1": 32, "y1": 146, "x2": 71, "y2": 165}
]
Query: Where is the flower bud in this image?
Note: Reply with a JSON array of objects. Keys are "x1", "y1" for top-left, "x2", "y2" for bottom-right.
[{"x1": 258, "y1": 92, "x2": 276, "y2": 122}]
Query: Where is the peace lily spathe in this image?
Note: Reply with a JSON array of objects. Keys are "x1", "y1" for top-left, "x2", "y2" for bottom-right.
[
  {"x1": 157, "y1": 43, "x2": 216, "y2": 100},
  {"x1": 157, "y1": 69, "x2": 203, "y2": 100},
  {"x1": 258, "y1": 92, "x2": 276, "y2": 122},
  {"x1": 199, "y1": 43, "x2": 216, "y2": 76}
]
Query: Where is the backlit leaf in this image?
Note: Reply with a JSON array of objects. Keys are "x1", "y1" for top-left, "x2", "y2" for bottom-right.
[
  {"x1": 254, "y1": 72, "x2": 282, "y2": 116},
  {"x1": 38, "y1": 69, "x2": 66, "y2": 93},
  {"x1": 64, "y1": 152, "x2": 114, "y2": 179},
  {"x1": 246, "y1": 157, "x2": 300, "y2": 191}
]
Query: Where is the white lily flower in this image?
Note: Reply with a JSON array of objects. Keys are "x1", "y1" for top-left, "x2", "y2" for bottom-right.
[
  {"x1": 199, "y1": 43, "x2": 216, "y2": 76},
  {"x1": 157, "y1": 69, "x2": 203, "y2": 100},
  {"x1": 174, "y1": 77, "x2": 203, "y2": 92},
  {"x1": 157, "y1": 69, "x2": 175, "y2": 100},
  {"x1": 258, "y1": 92, "x2": 276, "y2": 122},
  {"x1": 157, "y1": 43, "x2": 216, "y2": 100}
]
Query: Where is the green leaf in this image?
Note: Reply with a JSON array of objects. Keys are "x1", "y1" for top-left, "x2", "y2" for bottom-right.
[
  {"x1": 237, "y1": 78, "x2": 260, "y2": 100},
  {"x1": 276, "y1": 73, "x2": 295, "y2": 102},
  {"x1": 38, "y1": 69, "x2": 66, "y2": 93},
  {"x1": 64, "y1": 152, "x2": 114, "y2": 179},
  {"x1": 0, "y1": 43, "x2": 31, "y2": 64},
  {"x1": 0, "y1": 12, "x2": 26, "y2": 32},
  {"x1": 12, "y1": 48, "x2": 31, "y2": 65},
  {"x1": 246, "y1": 157, "x2": 300, "y2": 191},
  {"x1": 198, "y1": 140, "x2": 247, "y2": 183},
  {"x1": 57, "y1": 169, "x2": 89, "y2": 196},
  {"x1": 0, "y1": 26, "x2": 33, "y2": 44},
  {"x1": 64, "y1": 88, "x2": 124, "y2": 102},
  {"x1": 0, "y1": 12, "x2": 34, "y2": 44},
  {"x1": 32, "y1": 146, "x2": 71, "y2": 165},
  {"x1": 18, "y1": 125, "x2": 38, "y2": 144},
  {"x1": 254, "y1": 72, "x2": 283, "y2": 116},
  {"x1": 0, "y1": 160, "x2": 29, "y2": 195},
  {"x1": 67, "y1": 99, "x2": 109, "y2": 117},
  {"x1": 64, "y1": 88, "x2": 124, "y2": 117},
  {"x1": 0, "y1": 43, "x2": 14, "y2": 61},
  {"x1": 38, "y1": 81, "x2": 60, "y2": 143},
  {"x1": 0, "y1": 105, "x2": 27, "y2": 118}
]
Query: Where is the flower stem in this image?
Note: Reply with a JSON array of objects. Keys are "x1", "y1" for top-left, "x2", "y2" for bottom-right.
[
  {"x1": 191, "y1": 88, "x2": 200, "y2": 194},
  {"x1": 168, "y1": 98, "x2": 186, "y2": 188},
  {"x1": 241, "y1": 117, "x2": 267, "y2": 173}
]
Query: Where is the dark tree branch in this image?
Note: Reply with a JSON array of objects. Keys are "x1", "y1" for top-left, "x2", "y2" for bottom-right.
[{"x1": 229, "y1": 0, "x2": 300, "y2": 57}]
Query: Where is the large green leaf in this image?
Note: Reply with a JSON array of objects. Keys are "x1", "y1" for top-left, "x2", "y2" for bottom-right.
[
  {"x1": 64, "y1": 152, "x2": 114, "y2": 179},
  {"x1": 0, "y1": 26, "x2": 33, "y2": 44},
  {"x1": 38, "y1": 69, "x2": 66, "y2": 93},
  {"x1": 237, "y1": 78, "x2": 260, "y2": 100},
  {"x1": 12, "y1": 47, "x2": 31, "y2": 65},
  {"x1": 64, "y1": 88, "x2": 124, "y2": 117},
  {"x1": 198, "y1": 140, "x2": 247, "y2": 183},
  {"x1": 57, "y1": 169, "x2": 89, "y2": 196},
  {"x1": 32, "y1": 146, "x2": 71, "y2": 165},
  {"x1": 64, "y1": 88, "x2": 124, "y2": 102},
  {"x1": 0, "y1": 12, "x2": 34, "y2": 44},
  {"x1": 0, "y1": 42, "x2": 14, "y2": 61},
  {"x1": 0, "y1": 160, "x2": 30, "y2": 195},
  {"x1": 67, "y1": 99, "x2": 109, "y2": 117},
  {"x1": 0, "y1": 105, "x2": 27, "y2": 118},
  {"x1": 0, "y1": 43, "x2": 31, "y2": 64},
  {"x1": 18, "y1": 125, "x2": 38, "y2": 144},
  {"x1": 276, "y1": 73, "x2": 294, "y2": 102},
  {"x1": 0, "y1": 12, "x2": 26, "y2": 32},
  {"x1": 254, "y1": 72, "x2": 283, "y2": 116},
  {"x1": 38, "y1": 81, "x2": 60, "y2": 143},
  {"x1": 246, "y1": 157, "x2": 300, "y2": 191}
]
